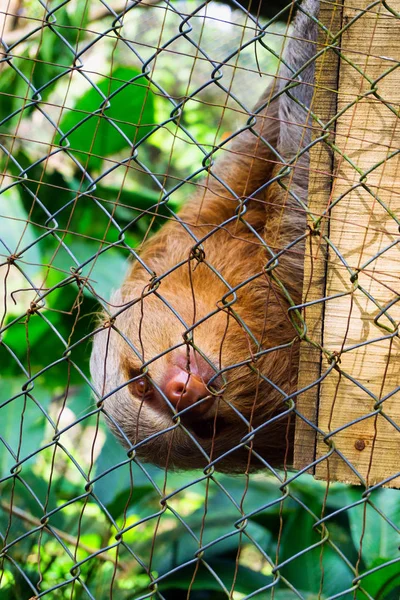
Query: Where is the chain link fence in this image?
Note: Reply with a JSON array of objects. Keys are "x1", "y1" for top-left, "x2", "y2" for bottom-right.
[{"x1": 1, "y1": 0, "x2": 399, "y2": 598}]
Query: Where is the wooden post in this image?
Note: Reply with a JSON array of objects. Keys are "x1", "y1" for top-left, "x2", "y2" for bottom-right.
[
  {"x1": 295, "y1": 0, "x2": 400, "y2": 488},
  {"x1": 295, "y1": 0, "x2": 344, "y2": 472}
]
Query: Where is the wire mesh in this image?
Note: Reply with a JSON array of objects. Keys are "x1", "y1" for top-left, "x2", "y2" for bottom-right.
[{"x1": 1, "y1": 0, "x2": 399, "y2": 599}]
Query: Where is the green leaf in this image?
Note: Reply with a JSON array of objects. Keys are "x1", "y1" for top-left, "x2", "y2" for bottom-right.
[
  {"x1": 359, "y1": 558, "x2": 400, "y2": 599},
  {"x1": 158, "y1": 559, "x2": 273, "y2": 597},
  {"x1": 348, "y1": 488, "x2": 400, "y2": 567},
  {"x1": 1, "y1": 289, "x2": 97, "y2": 386},
  {"x1": 56, "y1": 238, "x2": 130, "y2": 301},
  {"x1": 1, "y1": 469, "x2": 68, "y2": 532},
  {"x1": 59, "y1": 67, "x2": 155, "y2": 171},
  {"x1": 0, "y1": 378, "x2": 49, "y2": 478},
  {"x1": 94, "y1": 428, "x2": 161, "y2": 508},
  {"x1": 95, "y1": 184, "x2": 163, "y2": 213},
  {"x1": 0, "y1": 186, "x2": 41, "y2": 280},
  {"x1": 0, "y1": 55, "x2": 38, "y2": 119},
  {"x1": 279, "y1": 504, "x2": 354, "y2": 597},
  {"x1": 152, "y1": 517, "x2": 271, "y2": 576},
  {"x1": 3, "y1": 314, "x2": 51, "y2": 356}
]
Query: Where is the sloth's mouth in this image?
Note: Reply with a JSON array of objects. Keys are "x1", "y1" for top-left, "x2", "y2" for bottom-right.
[{"x1": 189, "y1": 415, "x2": 227, "y2": 439}]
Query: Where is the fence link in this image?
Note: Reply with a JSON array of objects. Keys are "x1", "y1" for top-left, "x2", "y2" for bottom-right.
[{"x1": 1, "y1": 0, "x2": 399, "y2": 599}]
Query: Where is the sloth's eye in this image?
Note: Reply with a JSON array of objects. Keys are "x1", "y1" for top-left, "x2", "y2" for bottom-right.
[
  {"x1": 127, "y1": 369, "x2": 152, "y2": 399},
  {"x1": 133, "y1": 377, "x2": 150, "y2": 397},
  {"x1": 135, "y1": 377, "x2": 150, "y2": 396}
]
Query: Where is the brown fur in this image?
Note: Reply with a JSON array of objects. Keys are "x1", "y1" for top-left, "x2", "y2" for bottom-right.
[{"x1": 90, "y1": 0, "x2": 319, "y2": 472}]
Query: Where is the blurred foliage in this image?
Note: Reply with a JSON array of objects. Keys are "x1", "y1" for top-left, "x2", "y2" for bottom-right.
[
  {"x1": 59, "y1": 66, "x2": 155, "y2": 171},
  {"x1": 0, "y1": 0, "x2": 399, "y2": 599}
]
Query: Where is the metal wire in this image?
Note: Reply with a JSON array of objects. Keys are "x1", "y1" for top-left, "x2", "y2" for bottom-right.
[{"x1": 1, "y1": 1, "x2": 399, "y2": 599}]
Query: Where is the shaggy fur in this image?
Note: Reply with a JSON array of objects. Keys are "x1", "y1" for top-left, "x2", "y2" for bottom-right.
[{"x1": 90, "y1": 0, "x2": 319, "y2": 472}]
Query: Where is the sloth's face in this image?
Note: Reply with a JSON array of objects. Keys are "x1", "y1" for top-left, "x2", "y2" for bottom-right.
[{"x1": 90, "y1": 263, "x2": 296, "y2": 472}]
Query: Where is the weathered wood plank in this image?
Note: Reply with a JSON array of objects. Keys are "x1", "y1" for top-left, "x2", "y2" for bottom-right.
[
  {"x1": 294, "y1": 1, "x2": 344, "y2": 472},
  {"x1": 313, "y1": 0, "x2": 400, "y2": 487}
]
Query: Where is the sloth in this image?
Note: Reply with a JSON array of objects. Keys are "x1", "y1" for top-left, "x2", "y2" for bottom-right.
[{"x1": 90, "y1": 0, "x2": 319, "y2": 472}]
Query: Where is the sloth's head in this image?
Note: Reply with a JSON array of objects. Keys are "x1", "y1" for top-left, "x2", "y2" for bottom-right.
[{"x1": 90, "y1": 253, "x2": 297, "y2": 472}]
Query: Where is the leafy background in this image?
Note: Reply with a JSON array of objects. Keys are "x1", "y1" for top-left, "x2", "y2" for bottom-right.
[{"x1": 0, "y1": 0, "x2": 399, "y2": 598}]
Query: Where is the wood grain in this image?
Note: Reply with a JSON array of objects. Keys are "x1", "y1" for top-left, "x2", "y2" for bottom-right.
[
  {"x1": 295, "y1": 1, "x2": 344, "y2": 471},
  {"x1": 297, "y1": 0, "x2": 400, "y2": 488}
]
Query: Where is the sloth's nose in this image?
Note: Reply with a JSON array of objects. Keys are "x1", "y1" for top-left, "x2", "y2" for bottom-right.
[{"x1": 163, "y1": 368, "x2": 210, "y2": 412}]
